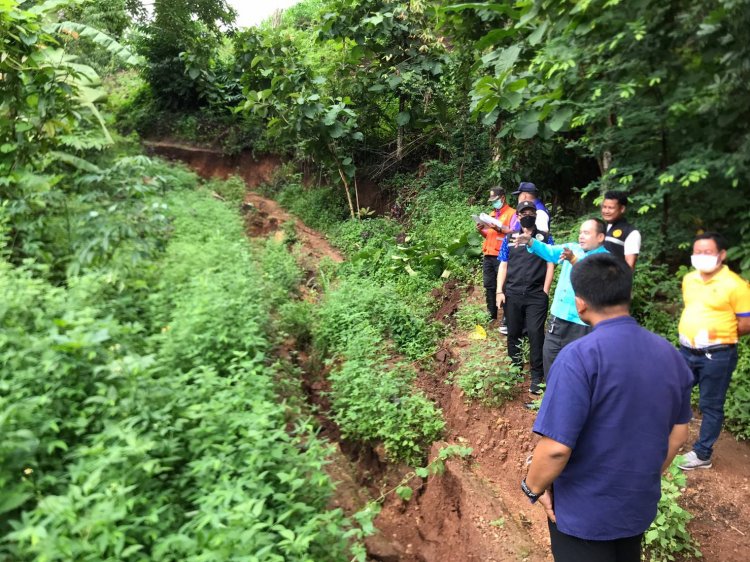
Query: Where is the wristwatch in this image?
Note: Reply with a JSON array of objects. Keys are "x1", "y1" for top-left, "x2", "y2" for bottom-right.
[{"x1": 521, "y1": 478, "x2": 545, "y2": 504}]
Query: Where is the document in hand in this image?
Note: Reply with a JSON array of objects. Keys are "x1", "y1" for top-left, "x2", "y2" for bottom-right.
[{"x1": 478, "y1": 213, "x2": 505, "y2": 229}]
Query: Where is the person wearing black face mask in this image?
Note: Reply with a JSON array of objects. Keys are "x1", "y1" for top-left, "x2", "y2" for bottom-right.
[{"x1": 497, "y1": 201, "x2": 555, "y2": 395}]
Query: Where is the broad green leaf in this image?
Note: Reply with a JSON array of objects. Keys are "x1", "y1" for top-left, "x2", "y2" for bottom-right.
[
  {"x1": 548, "y1": 108, "x2": 573, "y2": 132},
  {"x1": 515, "y1": 121, "x2": 538, "y2": 139}
]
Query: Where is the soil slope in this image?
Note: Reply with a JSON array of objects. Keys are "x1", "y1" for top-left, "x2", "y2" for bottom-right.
[{"x1": 147, "y1": 140, "x2": 750, "y2": 562}]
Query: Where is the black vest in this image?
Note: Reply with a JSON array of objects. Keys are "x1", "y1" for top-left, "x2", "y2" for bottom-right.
[
  {"x1": 604, "y1": 218, "x2": 636, "y2": 259},
  {"x1": 505, "y1": 230, "x2": 552, "y2": 295}
]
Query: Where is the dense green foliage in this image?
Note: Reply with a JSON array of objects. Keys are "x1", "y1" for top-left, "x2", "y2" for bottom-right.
[
  {"x1": 4, "y1": 0, "x2": 750, "y2": 559},
  {"x1": 644, "y1": 459, "x2": 702, "y2": 562},
  {"x1": 115, "y1": 0, "x2": 750, "y2": 272},
  {"x1": 0, "y1": 155, "x2": 354, "y2": 560},
  {"x1": 313, "y1": 279, "x2": 444, "y2": 464}
]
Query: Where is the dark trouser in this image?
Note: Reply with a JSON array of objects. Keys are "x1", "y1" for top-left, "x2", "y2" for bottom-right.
[
  {"x1": 548, "y1": 520, "x2": 642, "y2": 562},
  {"x1": 505, "y1": 291, "x2": 548, "y2": 388},
  {"x1": 679, "y1": 345, "x2": 738, "y2": 460},
  {"x1": 482, "y1": 255, "x2": 500, "y2": 320},
  {"x1": 542, "y1": 315, "x2": 591, "y2": 377}
]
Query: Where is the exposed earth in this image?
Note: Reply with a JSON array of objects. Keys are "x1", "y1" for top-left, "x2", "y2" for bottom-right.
[{"x1": 147, "y1": 141, "x2": 750, "y2": 562}]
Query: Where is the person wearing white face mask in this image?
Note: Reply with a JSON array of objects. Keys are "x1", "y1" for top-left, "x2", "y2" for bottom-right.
[
  {"x1": 477, "y1": 187, "x2": 515, "y2": 323},
  {"x1": 677, "y1": 232, "x2": 750, "y2": 470}
]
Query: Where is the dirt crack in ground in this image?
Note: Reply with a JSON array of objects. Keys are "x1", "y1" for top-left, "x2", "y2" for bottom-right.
[{"x1": 148, "y1": 141, "x2": 749, "y2": 562}]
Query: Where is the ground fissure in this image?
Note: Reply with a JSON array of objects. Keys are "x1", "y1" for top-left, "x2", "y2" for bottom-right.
[{"x1": 151, "y1": 142, "x2": 750, "y2": 562}]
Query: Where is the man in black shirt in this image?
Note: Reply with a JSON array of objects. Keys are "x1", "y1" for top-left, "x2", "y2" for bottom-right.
[{"x1": 497, "y1": 201, "x2": 555, "y2": 394}]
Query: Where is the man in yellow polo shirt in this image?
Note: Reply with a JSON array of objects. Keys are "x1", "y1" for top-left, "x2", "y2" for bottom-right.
[{"x1": 678, "y1": 232, "x2": 750, "y2": 470}]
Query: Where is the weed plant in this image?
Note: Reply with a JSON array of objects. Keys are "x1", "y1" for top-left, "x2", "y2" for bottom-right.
[
  {"x1": 643, "y1": 459, "x2": 702, "y2": 561},
  {"x1": 315, "y1": 278, "x2": 439, "y2": 361},
  {"x1": 455, "y1": 302, "x2": 490, "y2": 331},
  {"x1": 311, "y1": 279, "x2": 445, "y2": 464},
  {"x1": 0, "y1": 174, "x2": 351, "y2": 560},
  {"x1": 725, "y1": 338, "x2": 750, "y2": 439},
  {"x1": 204, "y1": 175, "x2": 247, "y2": 208},
  {"x1": 276, "y1": 182, "x2": 349, "y2": 232},
  {"x1": 455, "y1": 338, "x2": 522, "y2": 406},
  {"x1": 327, "y1": 329, "x2": 445, "y2": 465}
]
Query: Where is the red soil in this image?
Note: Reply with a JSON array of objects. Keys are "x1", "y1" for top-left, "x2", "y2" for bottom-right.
[{"x1": 148, "y1": 140, "x2": 750, "y2": 562}]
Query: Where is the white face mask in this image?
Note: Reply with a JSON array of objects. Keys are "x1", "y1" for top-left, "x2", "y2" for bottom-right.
[{"x1": 691, "y1": 254, "x2": 719, "y2": 273}]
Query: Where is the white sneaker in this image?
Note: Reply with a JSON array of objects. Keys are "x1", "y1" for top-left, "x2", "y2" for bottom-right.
[
  {"x1": 499, "y1": 325, "x2": 508, "y2": 335},
  {"x1": 678, "y1": 451, "x2": 712, "y2": 470}
]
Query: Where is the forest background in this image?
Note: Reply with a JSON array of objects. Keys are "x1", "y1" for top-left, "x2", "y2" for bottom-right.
[{"x1": 1, "y1": 0, "x2": 749, "y2": 560}]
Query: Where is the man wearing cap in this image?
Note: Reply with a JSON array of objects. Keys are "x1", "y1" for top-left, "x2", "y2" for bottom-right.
[
  {"x1": 510, "y1": 182, "x2": 551, "y2": 233},
  {"x1": 601, "y1": 190, "x2": 641, "y2": 269},
  {"x1": 516, "y1": 218, "x2": 609, "y2": 383},
  {"x1": 677, "y1": 232, "x2": 750, "y2": 470},
  {"x1": 497, "y1": 201, "x2": 555, "y2": 394},
  {"x1": 477, "y1": 187, "x2": 515, "y2": 322}
]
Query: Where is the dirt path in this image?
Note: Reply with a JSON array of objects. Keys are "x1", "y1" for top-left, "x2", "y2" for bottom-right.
[
  {"x1": 376, "y1": 283, "x2": 750, "y2": 562},
  {"x1": 243, "y1": 191, "x2": 343, "y2": 263},
  {"x1": 148, "y1": 140, "x2": 749, "y2": 562}
]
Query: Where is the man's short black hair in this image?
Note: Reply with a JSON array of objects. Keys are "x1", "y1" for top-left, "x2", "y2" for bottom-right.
[
  {"x1": 694, "y1": 231, "x2": 727, "y2": 252},
  {"x1": 589, "y1": 217, "x2": 606, "y2": 235},
  {"x1": 571, "y1": 254, "x2": 632, "y2": 311},
  {"x1": 604, "y1": 190, "x2": 629, "y2": 206}
]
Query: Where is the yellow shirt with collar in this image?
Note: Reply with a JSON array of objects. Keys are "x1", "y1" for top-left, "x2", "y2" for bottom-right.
[{"x1": 679, "y1": 265, "x2": 750, "y2": 347}]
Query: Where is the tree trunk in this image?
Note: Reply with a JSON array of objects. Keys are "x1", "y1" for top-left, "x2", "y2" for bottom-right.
[
  {"x1": 354, "y1": 176, "x2": 361, "y2": 217},
  {"x1": 397, "y1": 95, "x2": 405, "y2": 161},
  {"x1": 337, "y1": 166, "x2": 356, "y2": 220}
]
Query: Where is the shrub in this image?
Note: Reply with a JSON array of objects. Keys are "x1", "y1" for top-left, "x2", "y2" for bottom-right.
[
  {"x1": 643, "y1": 459, "x2": 702, "y2": 562},
  {"x1": 204, "y1": 175, "x2": 247, "y2": 208},
  {"x1": 0, "y1": 186, "x2": 350, "y2": 561},
  {"x1": 455, "y1": 338, "x2": 521, "y2": 405},
  {"x1": 276, "y1": 182, "x2": 349, "y2": 232},
  {"x1": 315, "y1": 278, "x2": 438, "y2": 361},
  {"x1": 327, "y1": 329, "x2": 444, "y2": 465},
  {"x1": 725, "y1": 338, "x2": 750, "y2": 439}
]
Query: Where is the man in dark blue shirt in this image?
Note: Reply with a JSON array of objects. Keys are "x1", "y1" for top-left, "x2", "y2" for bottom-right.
[{"x1": 521, "y1": 254, "x2": 693, "y2": 562}]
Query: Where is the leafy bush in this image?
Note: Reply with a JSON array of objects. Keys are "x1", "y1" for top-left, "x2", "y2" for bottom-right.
[
  {"x1": 643, "y1": 459, "x2": 702, "y2": 562},
  {"x1": 204, "y1": 175, "x2": 247, "y2": 208},
  {"x1": 315, "y1": 278, "x2": 438, "y2": 361},
  {"x1": 327, "y1": 329, "x2": 444, "y2": 465},
  {"x1": 276, "y1": 182, "x2": 349, "y2": 232},
  {"x1": 725, "y1": 338, "x2": 750, "y2": 440},
  {"x1": 455, "y1": 338, "x2": 521, "y2": 406},
  {"x1": 631, "y1": 259, "x2": 683, "y2": 343},
  {"x1": 278, "y1": 300, "x2": 316, "y2": 348},
  {"x1": 310, "y1": 277, "x2": 444, "y2": 464},
  {"x1": 1, "y1": 186, "x2": 351, "y2": 561},
  {"x1": 454, "y1": 302, "x2": 489, "y2": 331}
]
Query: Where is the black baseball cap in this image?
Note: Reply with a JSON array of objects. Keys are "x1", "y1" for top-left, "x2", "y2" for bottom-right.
[
  {"x1": 488, "y1": 187, "x2": 505, "y2": 202},
  {"x1": 516, "y1": 201, "x2": 537, "y2": 214},
  {"x1": 512, "y1": 181, "x2": 538, "y2": 195}
]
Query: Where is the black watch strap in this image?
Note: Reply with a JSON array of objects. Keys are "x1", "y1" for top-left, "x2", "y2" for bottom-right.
[{"x1": 521, "y1": 478, "x2": 545, "y2": 504}]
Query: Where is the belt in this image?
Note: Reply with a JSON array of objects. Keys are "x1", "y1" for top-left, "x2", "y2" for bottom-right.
[{"x1": 680, "y1": 344, "x2": 736, "y2": 356}]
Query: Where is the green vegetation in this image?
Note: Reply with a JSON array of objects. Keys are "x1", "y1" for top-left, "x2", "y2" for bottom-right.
[
  {"x1": 312, "y1": 279, "x2": 444, "y2": 464},
  {"x1": 4, "y1": 0, "x2": 750, "y2": 559},
  {"x1": 455, "y1": 339, "x2": 521, "y2": 406},
  {"x1": 644, "y1": 459, "x2": 702, "y2": 562},
  {"x1": 0, "y1": 172, "x2": 352, "y2": 560}
]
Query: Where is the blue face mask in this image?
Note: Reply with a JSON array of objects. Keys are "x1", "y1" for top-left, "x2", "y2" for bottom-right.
[{"x1": 492, "y1": 200, "x2": 503, "y2": 209}]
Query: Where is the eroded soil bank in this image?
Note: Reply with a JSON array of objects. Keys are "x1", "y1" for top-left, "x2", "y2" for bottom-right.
[{"x1": 148, "y1": 141, "x2": 749, "y2": 562}]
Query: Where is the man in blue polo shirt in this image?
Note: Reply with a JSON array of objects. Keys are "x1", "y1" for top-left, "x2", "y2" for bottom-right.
[
  {"x1": 515, "y1": 218, "x2": 608, "y2": 381},
  {"x1": 521, "y1": 254, "x2": 693, "y2": 562}
]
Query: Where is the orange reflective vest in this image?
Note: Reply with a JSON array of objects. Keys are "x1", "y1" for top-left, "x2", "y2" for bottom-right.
[{"x1": 481, "y1": 205, "x2": 515, "y2": 256}]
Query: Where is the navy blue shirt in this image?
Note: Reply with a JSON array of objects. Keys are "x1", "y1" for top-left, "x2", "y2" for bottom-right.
[{"x1": 532, "y1": 316, "x2": 693, "y2": 540}]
